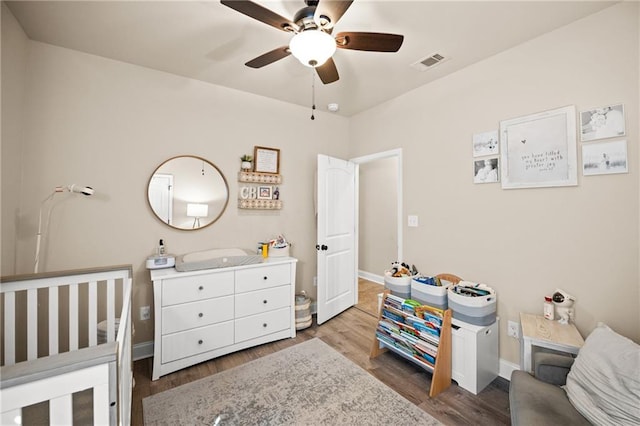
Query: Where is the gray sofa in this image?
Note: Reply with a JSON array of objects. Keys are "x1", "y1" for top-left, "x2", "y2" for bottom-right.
[{"x1": 509, "y1": 352, "x2": 590, "y2": 425}]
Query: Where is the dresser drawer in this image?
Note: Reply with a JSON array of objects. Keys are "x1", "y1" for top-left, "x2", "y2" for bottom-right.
[
  {"x1": 234, "y1": 307, "x2": 290, "y2": 343},
  {"x1": 235, "y1": 285, "x2": 290, "y2": 318},
  {"x1": 235, "y1": 264, "x2": 291, "y2": 293},
  {"x1": 162, "y1": 271, "x2": 234, "y2": 306},
  {"x1": 162, "y1": 321, "x2": 234, "y2": 363},
  {"x1": 162, "y1": 295, "x2": 234, "y2": 334}
]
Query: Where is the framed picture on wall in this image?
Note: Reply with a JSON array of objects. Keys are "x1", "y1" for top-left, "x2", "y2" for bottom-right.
[
  {"x1": 500, "y1": 105, "x2": 578, "y2": 189},
  {"x1": 473, "y1": 158, "x2": 500, "y2": 183},
  {"x1": 582, "y1": 140, "x2": 628, "y2": 176},
  {"x1": 257, "y1": 186, "x2": 273, "y2": 199},
  {"x1": 254, "y1": 146, "x2": 280, "y2": 174},
  {"x1": 579, "y1": 103, "x2": 625, "y2": 142},
  {"x1": 472, "y1": 130, "x2": 499, "y2": 157}
]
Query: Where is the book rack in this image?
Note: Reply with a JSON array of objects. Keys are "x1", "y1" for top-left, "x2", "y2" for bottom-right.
[{"x1": 370, "y1": 290, "x2": 452, "y2": 397}]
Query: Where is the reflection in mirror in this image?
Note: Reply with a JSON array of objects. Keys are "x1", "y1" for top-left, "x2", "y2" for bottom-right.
[{"x1": 148, "y1": 156, "x2": 229, "y2": 230}]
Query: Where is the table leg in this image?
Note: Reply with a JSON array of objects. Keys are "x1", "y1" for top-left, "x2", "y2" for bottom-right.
[{"x1": 521, "y1": 337, "x2": 532, "y2": 373}]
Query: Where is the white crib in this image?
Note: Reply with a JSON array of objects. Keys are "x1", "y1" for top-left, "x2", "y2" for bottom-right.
[{"x1": 0, "y1": 265, "x2": 133, "y2": 425}]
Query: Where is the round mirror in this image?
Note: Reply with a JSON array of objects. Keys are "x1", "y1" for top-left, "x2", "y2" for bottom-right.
[{"x1": 147, "y1": 155, "x2": 229, "y2": 230}]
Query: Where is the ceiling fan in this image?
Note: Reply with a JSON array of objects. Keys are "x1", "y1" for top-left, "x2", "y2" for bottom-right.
[{"x1": 220, "y1": 0, "x2": 404, "y2": 84}]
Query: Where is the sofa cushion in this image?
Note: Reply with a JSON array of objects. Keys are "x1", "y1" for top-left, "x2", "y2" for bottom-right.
[
  {"x1": 564, "y1": 323, "x2": 640, "y2": 425},
  {"x1": 510, "y1": 370, "x2": 590, "y2": 425}
]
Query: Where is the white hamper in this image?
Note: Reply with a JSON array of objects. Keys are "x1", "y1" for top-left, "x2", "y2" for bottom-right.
[
  {"x1": 451, "y1": 318, "x2": 499, "y2": 394},
  {"x1": 448, "y1": 282, "x2": 497, "y2": 326}
]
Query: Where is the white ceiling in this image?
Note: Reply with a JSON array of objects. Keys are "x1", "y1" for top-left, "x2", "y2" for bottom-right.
[{"x1": 6, "y1": 1, "x2": 616, "y2": 117}]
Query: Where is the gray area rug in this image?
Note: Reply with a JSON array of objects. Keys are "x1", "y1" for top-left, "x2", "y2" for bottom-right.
[{"x1": 143, "y1": 338, "x2": 442, "y2": 425}]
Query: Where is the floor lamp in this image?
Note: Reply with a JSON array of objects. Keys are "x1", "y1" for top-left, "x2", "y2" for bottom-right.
[
  {"x1": 34, "y1": 184, "x2": 95, "y2": 273},
  {"x1": 186, "y1": 203, "x2": 208, "y2": 229}
]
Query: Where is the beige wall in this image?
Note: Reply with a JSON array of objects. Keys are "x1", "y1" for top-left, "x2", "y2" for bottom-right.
[
  {"x1": 1, "y1": 7, "x2": 349, "y2": 344},
  {"x1": 1, "y1": 3, "x2": 29, "y2": 275},
  {"x1": 351, "y1": 2, "x2": 640, "y2": 364},
  {"x1": 358, "y1": 157, "x2": 398, "y2": 276},
  {"x1": 3, "y1": 3, "x2": 639, "y2": 365}
]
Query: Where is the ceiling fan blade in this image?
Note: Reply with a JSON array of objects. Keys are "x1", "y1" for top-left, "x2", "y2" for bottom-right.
[
  {"x1": 314, "y1": 0, "x2": 354, "y2": 30},
  {"x1": 245, "y1": 46, "x2": 291, "y2": 68},
  {"x1": 335, "y1": 32, "x2": 404, "y2": 52},
  {"x1": 221, "y1": 0, "x2": 298, "y2": 32},
  {"x1": 316, "y1": 57, "x2": 339, "y2": 84}
]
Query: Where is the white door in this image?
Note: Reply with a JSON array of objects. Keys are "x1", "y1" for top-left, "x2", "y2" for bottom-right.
[
  {"x1": 148, "y1": 173, "x2": 174, "y2": 225},
  {"x1": 316, "y1": 154, "x2": 357, "y2": 324}
]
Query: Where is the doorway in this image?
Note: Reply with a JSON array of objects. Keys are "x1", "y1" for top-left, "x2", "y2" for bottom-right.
[{"x1": 352, "y1": 149, "x2": 402, "y2": 315}]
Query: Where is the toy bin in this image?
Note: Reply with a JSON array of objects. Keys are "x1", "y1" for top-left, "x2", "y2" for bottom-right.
[
  {"x1": 384, "y1": 273, "x2": 412, "y2": 299},
  {"x1": 448, "y1": 282, "x2": 497, "y2": 326},
  {"x1": 411, "y1": 277, "x2": 449, "y2": 310}
]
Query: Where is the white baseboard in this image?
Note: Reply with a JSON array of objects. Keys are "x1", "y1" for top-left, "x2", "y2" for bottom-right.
[
  {"x1": 358, "y1": 270, "x2": 384, "y2": 285},
  {"x1": 499, "y1": 358, "x2": 519, "y2": 381},
  {"x1": 133, "y1": 341, "x2": 154, "y2": 361}
]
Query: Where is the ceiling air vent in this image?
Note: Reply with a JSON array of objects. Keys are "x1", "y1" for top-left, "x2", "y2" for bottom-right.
[{"x1": 411, "y1": 52, "x2": 449, "y2": 71}]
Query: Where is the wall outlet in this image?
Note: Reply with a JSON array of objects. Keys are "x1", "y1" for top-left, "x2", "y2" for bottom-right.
[
  {"x1": 507, "y1": 320, "x2": 520, "y2": 339},
  {"x1": 407, "y1": 215, "x2": 419, "y2": 227},
  {"x1": 313, "y1": 276, "x2": 317, "y2": 287},
  {"x1": 140, "y1": 305, "x2": 151, "y2": 321}
]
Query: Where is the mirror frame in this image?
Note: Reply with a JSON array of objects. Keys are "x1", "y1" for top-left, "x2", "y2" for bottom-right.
[{"x1": 147, "y1": 155, "x2": 229, "y2": 231}]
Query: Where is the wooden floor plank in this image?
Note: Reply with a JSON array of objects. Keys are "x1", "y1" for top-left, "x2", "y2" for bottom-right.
[{"x1": 131, "y1": 280, "x2": 511, "y2": 426}]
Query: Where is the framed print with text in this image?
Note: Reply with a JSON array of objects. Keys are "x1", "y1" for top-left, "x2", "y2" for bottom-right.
[
  {"x1": 253, "y1": 146, "x2": 280, "y2": 174},
  {"x1": 500, "y1": 105, "x2": 577, "y2": 189}
]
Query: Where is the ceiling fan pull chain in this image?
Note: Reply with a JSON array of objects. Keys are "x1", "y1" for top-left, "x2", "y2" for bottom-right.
[{"x1": 310, "y1": 70, "x2": 316, "y2": 121}]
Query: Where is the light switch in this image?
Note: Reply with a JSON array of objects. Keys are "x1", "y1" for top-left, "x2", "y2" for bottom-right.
[{"x1": 408, "y1": 215, "x2": 419, "y2": 227}]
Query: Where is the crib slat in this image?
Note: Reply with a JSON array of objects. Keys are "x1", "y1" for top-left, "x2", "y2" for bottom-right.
[
  {"x1": 4, "y1": 291, "x2": 16, "y2": 365},
  {"x1": 1, "y1": 408, "x2": 21, "y2": 425},
  {"x1": 107, "y1": 278, "x2": 115, "y2": 342},
  {"x1": 69, "y1": 284, "x2": 79, "y2": 351},
  {"x1": 88, "y1": 281, "x2": 98, "y2": 347},
  {"x1": 50, "y1": 393, "x2": 72, "y2": 425},
  {"x1": 49, "y1": 286, "x2": 59, "y2": 355},
  {"x1": 94, "y1": 381, "x2": 111, "y2": 425},
  {"x1": 27, "y1": 288, "x2": 38, "y2": 360}
]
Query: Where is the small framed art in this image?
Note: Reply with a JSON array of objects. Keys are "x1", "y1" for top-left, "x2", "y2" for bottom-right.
[
  {"x1": 579, "y1": 104, "x2": 625, "y2": 142},
  {"x1": 582, "y1": 140, "x2": 628, "y2": 176},
  {"x1": 254, "y1": 146, "x2": 280, "y2": 174},
  {"x1": 473, "y1": 130, "x2": 499, "y2": 157},
  {"x1": 474, "y1": 158, "x2": 499, "y2": 183},
  {"x1": 257, "y1": 186, "x2": 273, "y2": 199}
]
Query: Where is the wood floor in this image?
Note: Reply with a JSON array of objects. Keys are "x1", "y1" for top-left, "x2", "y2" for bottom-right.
[{"x1": 131, "y1": 279, "x2": 511, "y2": 425}]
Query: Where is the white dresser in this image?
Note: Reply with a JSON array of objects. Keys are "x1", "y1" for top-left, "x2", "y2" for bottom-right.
[{"x1": 150, "y1": 257, "x2": 297, "y2": 380}]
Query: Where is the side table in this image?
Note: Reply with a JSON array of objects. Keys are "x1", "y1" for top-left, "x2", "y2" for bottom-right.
[{"x1": 519, "y1": 312, "x2": 584, "y2": 373}]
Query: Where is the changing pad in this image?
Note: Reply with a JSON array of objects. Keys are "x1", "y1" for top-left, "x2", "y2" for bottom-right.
[{"x1": 175, "y1": 248, "x2": 263, "y2": 272}]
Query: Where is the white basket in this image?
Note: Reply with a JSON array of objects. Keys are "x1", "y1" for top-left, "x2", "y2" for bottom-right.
[{"x1": 269, "y1": 245, "x2": 290, "y2": 257}]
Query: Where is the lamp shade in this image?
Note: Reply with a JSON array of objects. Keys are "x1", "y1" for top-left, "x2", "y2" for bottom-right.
[
  {"x1": 187, "y1": 203, "x2": 208, "y2": 218},
  {"x1": 289, "y1": 30, "x2": 336, "y2": 67}
]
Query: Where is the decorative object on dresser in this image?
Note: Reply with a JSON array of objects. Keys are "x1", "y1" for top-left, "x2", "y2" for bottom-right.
[
  {"x1": 143, "y1": 338, "x2": 442, "y2": 426},
  {"x1": 149, "y1": 257, "x2": 297, "y2": 380}
]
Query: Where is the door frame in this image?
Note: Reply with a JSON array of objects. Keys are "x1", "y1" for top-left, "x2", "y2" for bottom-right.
[{"x1": 350, "y1": 148, "x2": 403, "y2": 279}]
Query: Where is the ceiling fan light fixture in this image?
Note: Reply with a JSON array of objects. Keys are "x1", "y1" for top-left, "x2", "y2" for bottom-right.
[{"x1": 289, "y1": 30, "x2": 336, "y2": 67}]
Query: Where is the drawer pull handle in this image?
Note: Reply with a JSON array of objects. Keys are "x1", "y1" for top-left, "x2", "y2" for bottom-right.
[
  {"x1": 198, "y1": 286, "x2": 204, "y2": 291},
  {"x1": 198, "y1": 339, "x2": 203, "y2": 345},
  {"x1": 263, "y1": 300, "x2": 268, "y2": 304},
  {"x1": 263, "y1": 276, "x2": 268, "y2": 280},
  {"x1": 199, "y1": 313, "x2": 203, "y2": 317},
  {"x1": 263, "y1": 323, "x2": 267, "y2": 328}
]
